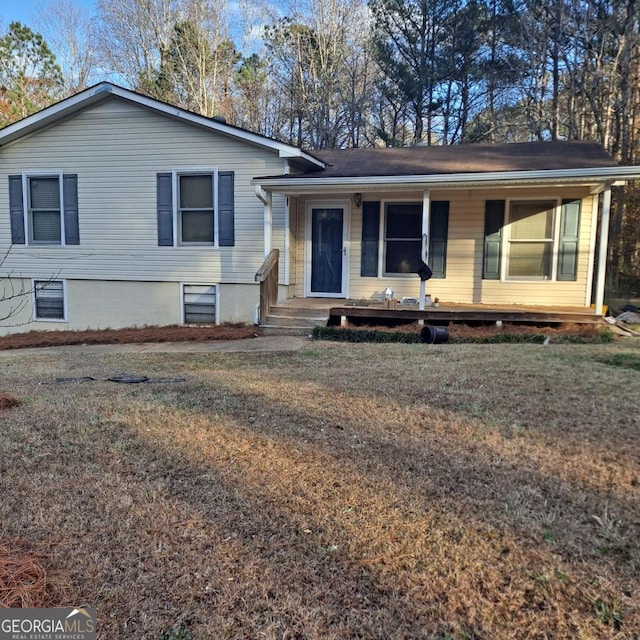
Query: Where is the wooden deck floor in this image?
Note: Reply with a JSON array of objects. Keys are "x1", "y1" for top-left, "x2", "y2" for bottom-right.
[{"x1": 278, "y1": 297, "x2": 603, "y2": 325}]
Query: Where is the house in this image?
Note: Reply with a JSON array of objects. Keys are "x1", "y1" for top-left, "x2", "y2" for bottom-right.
[{"x1": 2, "y1": 82, "x2": 640, "y2": 335}]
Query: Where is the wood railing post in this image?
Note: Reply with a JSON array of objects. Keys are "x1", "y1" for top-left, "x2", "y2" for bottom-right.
[{"x1": 254, "y1": 249, "x2": 280, "y2": 325}]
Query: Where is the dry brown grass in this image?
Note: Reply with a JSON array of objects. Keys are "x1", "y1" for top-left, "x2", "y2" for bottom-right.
[{"x1": 0, "y1": 341, "x2": 639, "y2": 638}]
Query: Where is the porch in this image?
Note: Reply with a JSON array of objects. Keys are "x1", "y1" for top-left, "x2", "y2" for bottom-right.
[
  {"x1": 259, "y1": 295, "x2": 603, "y2": 335},
  {"x1": 286, "y1": 297, "x2": 602, "y2": 323}
]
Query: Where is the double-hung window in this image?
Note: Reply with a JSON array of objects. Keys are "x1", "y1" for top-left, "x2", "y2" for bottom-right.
[
  {"x1": 506, "y1": 200, "x2": 556, "y2": 279},
  {"x1": 381, "y1": 201, "x2": 449, "y2": 277},
  {"x1": 28, "y1": 175, "x2": 63, "y2": 244},
  {"x1": 156, "y1": 169, "x2": 234, "y2": 248},
  {"x1": 178, "y1": 173, "x2": 215, "y2": 244},
  {"x1": 385, "y1": 203, "x2": 423, "y2": 274},
  {"x1": 8, "y1": 173, "x2": 79, "y2": 246}
]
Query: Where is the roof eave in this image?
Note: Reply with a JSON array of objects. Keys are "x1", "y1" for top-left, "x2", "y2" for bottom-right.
[{"x1": 253, "y1": 166, "x2": 640, "y2": 194}]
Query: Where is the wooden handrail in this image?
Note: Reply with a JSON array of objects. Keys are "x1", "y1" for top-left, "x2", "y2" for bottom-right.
[{"x1": 255, "y1": 249, "x2": 279, "y2": 325}]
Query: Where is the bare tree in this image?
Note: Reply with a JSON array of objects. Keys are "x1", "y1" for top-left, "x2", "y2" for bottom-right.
[{"x1": 34, "y1": 0, "x2": 100, "y2": 93}]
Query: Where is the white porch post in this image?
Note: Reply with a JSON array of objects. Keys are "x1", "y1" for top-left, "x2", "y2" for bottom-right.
[
  {"x1": 255, "y1": 186, "x2": 273, "y2": 257},
  {"x1": 283, "y1": 161, "x2": 291, "y2": 284},
  {"x1": 594, "y1": 185, "x2": 611, "y2": 315},
  {"x1": 419, "y1": 189, "x2": 430, "y2": 311}
]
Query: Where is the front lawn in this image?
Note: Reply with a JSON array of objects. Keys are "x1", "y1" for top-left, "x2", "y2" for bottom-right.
[{"x1": 1, "y1": 341, "x2": 639, "y2": 638}]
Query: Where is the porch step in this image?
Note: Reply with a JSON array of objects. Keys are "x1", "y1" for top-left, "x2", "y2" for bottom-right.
[
  {"x1": 265, "y1": 314, "x2": 328, "y2": 328},
  {"x1": 260, "y1": 305, "x2": 330, "y2": 336},
  {"x1": 260, "y1": 325, "x2": 317, "y2": 337},
  {"x1": 269, "y1": 305, "x2": 331, "y2": 320}
]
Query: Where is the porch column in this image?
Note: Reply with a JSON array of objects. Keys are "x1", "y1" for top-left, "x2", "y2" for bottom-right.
[
  {"x1": 594, "y1": 185, "x2": 611, "y2": 315},
  {"x1": 283, "y1": 161, "x2": 291, "y2": 284},
  {"x1": 255, "y1": 185, "x2": 273, "y2": 257},
  {"x1": 419, "y1": 189, "x2": 430, "y2": 311}
]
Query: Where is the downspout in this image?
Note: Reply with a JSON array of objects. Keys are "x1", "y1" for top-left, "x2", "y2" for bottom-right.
[
  {"x1": 594, "y1": 185, "x2": 611, "y2": 315},
  {"x1": 255, "y1": 185, "x2": 272, "y2": 257},
  {"x1": 419, "y1": 189, "x2": 430, "y2": 311}
]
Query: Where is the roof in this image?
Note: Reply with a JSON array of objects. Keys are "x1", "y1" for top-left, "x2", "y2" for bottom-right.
[
  {"x1": 254, "y1": 140, "x2": 640, "y2": 193},
  {"x1": 310, "y1": 141, "x2": 617, "y2": 177},
  {"x1": 0, "y1": 82, "x2": 326, "y2": 171}
]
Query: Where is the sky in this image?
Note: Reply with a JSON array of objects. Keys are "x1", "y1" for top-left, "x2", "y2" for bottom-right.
[{"x1": 0, "y1": 0, "x2": 96, "y2": 29}]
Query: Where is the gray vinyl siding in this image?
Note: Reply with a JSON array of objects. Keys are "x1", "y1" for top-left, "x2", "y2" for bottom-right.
[{"x1": 0, "y1": 98, "x2": 284, "y2": 284}]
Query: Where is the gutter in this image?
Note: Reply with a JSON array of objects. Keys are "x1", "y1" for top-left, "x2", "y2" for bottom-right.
[{"x1": 253, "y1": 166, "x2": 640, "y2": 193}]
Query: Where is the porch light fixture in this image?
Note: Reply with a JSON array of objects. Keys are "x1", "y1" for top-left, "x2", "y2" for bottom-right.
[{"x1": 353, "y1": 192, "x2": 362, "y2": 208}]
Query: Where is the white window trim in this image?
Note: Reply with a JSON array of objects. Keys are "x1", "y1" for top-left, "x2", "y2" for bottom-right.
[
  {"x1": 172, "y1": 168, "x2": 219, "y2": 247},
  {"x1": 31, "y1": 278, "x2": 68, "y2": 322},
  {"x1": 502, "y1": 197, "x2": 561, "y2": 282},
  {"x1": 180, "y1": 283, "x2": 219, "y2": 325},
  {"x1": 382, "y1": 198, "x2": 424, "y2": 278},
  {"x1": 22, "y1": 171, "x2": 66, "y2": 247}
]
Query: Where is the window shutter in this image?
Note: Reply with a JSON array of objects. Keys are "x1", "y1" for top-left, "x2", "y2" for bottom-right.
[
  {"x1": 483, "y1": 200, "x2": 504, "y2": 280},
  {"x1": 157, "y1": 173, "x2": 174, "y2": 246},
  {"x1": 361, "y1": 201, "x2": 380, "y2": 277},
  {"x1": 557, "y1": 199, "x2": 580, "y2": 281},
  {"x1": 429, "y1": 201, "x2": 449, "y2": 278},
  {"x1": 218, "y1": 171, "x2": 235, "y2": 246},
  {"x1": 63, "y1": 174, "x2": 79, "y2": 245},
  {"x1": 9, "y1": 175, "x2": 25, "y2": 244}
]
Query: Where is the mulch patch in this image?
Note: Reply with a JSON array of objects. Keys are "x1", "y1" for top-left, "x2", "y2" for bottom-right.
[
  {"x1": 0, "y1": 539, "x2": 69, "y2": 608},
  {"x1": 0, "y1": 324, "x2": 258, "y2": 351},
  {"x1": 0, "y1": 393, "x2": 20, "y2": 410}
]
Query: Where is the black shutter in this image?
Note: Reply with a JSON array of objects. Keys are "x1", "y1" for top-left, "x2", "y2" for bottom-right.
[
  {"x1": 9, "y1": 175, "x2": 25, "y2": 244},
  {"x1": 483, "y1": 200, "x2": 504, "y2": 279},
  {"x1": 157, "y1": 173, "x2": 174, "y2": 246},
  {"x1": 218, "y1": 171, "x2": 235, "y2": 246},
  {"x1": 63, "y1": 174, "x2": 80, "y2": 245},
  {"x1": 429, "y1": 201, "x2": 449, "y2": 278},
  {"x1": 361, "y1": 201, "x2": 380, "y2": 277},
  {"x1": 557, "y1": 199, "x2": 580, "y2": 281}
]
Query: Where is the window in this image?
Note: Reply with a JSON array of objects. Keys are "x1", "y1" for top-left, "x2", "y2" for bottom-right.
[
  {"x1": 178, "y1": 174, "x2": 215, "y2": 244},
  {"x1": 382, "y1": 201, "x2": 449, "y2": 277},
  {"x1": 8, "y1": 174, "x2": 79, "y2": 246},
  {"x1": 506, "y1": 200, "x2": 556, "y2": 279},
  {"x1": 385, "y1": 203, "x2": 423, "y2": 274},
  {"x1": 28, "y1": 176, "x2": 62, "y2": 244},
  {"x1": 182, "y1": 284, "x2": 217, "y2": 324},
  {"x1": 33, "y1": 280, "x2": 66, "y2": 321},
  {"x1": 156, "y1": 170, "x2": 234, "y2": 247}
]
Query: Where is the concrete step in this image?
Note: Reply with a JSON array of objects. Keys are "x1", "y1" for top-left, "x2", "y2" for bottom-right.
[
  {"x1": 265, "y1": 314, "x2": 328, "y2": 328},
  {"x1": 269, "y1": 306, "x2": 330, "y2": 319},
  {"x1": 260, "y1": 325, "x2": 317, "y2": 337}
]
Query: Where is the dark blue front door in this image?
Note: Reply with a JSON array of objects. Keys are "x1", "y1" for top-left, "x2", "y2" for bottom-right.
[{"x1": 310, "y1": 208, "x2": 344, "y2": 294}]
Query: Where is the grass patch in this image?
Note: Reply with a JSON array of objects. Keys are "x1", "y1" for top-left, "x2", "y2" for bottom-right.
[
  {"x1": 1, "y1": 342, "x2": 639, "y2": 638},
  {"x1": 601, "y1": 352, "x2": 640, "y2": 371}
]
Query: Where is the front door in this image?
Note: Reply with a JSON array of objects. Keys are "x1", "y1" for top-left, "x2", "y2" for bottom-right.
[{"x1": 306, "y1": 204, "x2": 349, "y2": 297}]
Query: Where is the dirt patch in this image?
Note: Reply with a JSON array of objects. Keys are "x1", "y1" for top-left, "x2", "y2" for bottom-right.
[
  {"x1": 0, "y1": 539, "x2": 69, "y2": 607},
  {"x1": 0, "y1": 324, "x2": 258, "y2": 351},
  {"x1": 0, "y1": 393, "x2": 20, "y2": 410}
]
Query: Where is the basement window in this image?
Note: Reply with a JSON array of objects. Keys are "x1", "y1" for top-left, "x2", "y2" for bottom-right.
[
  {"x1": 33, "y1": 280, "x2": 66, "y2": 321},
  {"x1": 182, "y1": 284, "x2": 217, "y2": 324}
]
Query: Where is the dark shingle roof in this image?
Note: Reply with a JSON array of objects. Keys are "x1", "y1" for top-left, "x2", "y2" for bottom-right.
[{"x1": 297, "y1": 141, "x2": 616, "y2": 178}]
